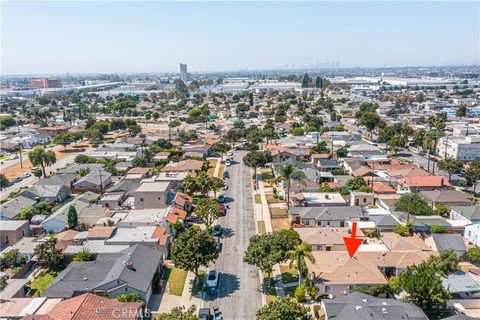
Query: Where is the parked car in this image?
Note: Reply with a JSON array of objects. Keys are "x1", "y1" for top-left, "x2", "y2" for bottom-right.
[
  {"x1": 9, "y1": 155, "x2": 19, "y2": 160},
  {"x1": 221, "y1": 185, "x2": 228, "y2": 191},
  {"x1": 199, "y1": 308, "x2": 212, "y2": 320},
  {"x1": 213, "y1": 225, "x2": 222, "y2": 236},
  {"x1": 217, "y1": 194, "x2": 225, "y2": 203},
  {"x1": 186, "y1": 215, "x2": 198, "y2": 223},
  {"x1": 20, "y1": 173, "x2": 31, "y2": 179},
  {"x1": 218, "y1": 208, "x2": 226, "y2": 216},
  {"x1": 205, "y1": 270, "x2": 219, "y2": 288},
  {"x1": 223, "y1": 171, "x2": 229, "y2": 179},
  {"x1": 225, "y1": 160, "x2": 231, "y2": 167},
  {"x1": 11, "y1": 177, "x2": 22, "y2": 184},
  {"x1": 227, "y1": 151, "x2": 234, "y2": 156}
]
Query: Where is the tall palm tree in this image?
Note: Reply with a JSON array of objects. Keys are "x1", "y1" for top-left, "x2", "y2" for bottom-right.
[
  {"x1": 276, "y1": 162, "x2": 307, "y2": 209},
  {"x1": 286, "y1": 243, "x2": 315, "y2": 285}
]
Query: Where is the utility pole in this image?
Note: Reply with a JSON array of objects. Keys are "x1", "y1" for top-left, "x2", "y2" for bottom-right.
[
  {"x1": 18, "y1": 143, "x2": 23, "y2": 169},
  {"x1": 444, "y1": 134, "x2": 449, "y2": 159}
]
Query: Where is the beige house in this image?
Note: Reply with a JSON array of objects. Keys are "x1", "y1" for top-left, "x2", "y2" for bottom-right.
[
  {"x1": 134, "y1": 182, "x2": 172, "y2": 209},
  {"x1": 295, "y1": 227, "x2": 365, "y2": 252},
  {"x1": 0, "y1": 220, "x2": 30, "y2": 247},
  {"x1": 350, "y1": 192, "x2": 375, "y2": 207}
]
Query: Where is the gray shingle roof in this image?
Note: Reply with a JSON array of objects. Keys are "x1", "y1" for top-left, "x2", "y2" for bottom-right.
[
  {"x1": 452, "y1": 206, "x2": 480, "y2": 222},
  {"x1": 290, "y1": 206, "x2": 368, "y2": 221},
  {"x1": 0, "y1": 196, "x2": 36, "y2": 219},
  {"x1": 44, "y1": 244, "x2": 162, "y2": 298},
  {"x1": 429, "y1": 234, "x2": 467, "y2": 252},
  {"x1": 323, "y1": 292, "x2": 427, "y2": 320}
]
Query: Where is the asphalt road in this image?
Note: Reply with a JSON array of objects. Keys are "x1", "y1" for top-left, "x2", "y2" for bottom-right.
[
  {"x1": 0, "y1": 151, "x2": 82, "y2": 200},
  {"x1": 205, "y1": 151, "x2": 262, "y2": 319}
]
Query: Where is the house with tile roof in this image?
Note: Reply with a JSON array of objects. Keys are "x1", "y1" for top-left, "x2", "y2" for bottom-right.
[{"x1": 21, "y1": 293, "x2": 142, "y2": 320}]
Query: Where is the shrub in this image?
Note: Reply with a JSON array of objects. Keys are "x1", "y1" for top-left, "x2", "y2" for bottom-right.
[
  {"x1": 430, "y1": 225, "x2": 445, "y2": 234},
  {"x1": 393, "y1": 223, "x2": 413, "y2": 237},
  {"x1": 295, "y1": 284, "x2": 306, "y2": 302},
  {"x1": 467, "y1": 247, "x2": 480, "y2": 264}
]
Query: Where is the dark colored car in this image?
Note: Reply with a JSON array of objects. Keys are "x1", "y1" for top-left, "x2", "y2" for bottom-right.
[{"x1": 213, "y1": 225, "x2": 222, "y2": 236}]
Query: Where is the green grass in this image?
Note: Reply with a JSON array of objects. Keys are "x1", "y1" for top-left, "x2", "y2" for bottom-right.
[
  {"x1": 255, "y1": 194, "x2": 262, "y2": 204},
  {"x1": 270, "y1": 207, "x2": 288, "y2": 218},
  {"x1": 163, "y1": 267, "x2": 188, "y2": 296},
  {"x1": 30, "y1": 271, "x2": 58, "y2": 296},
  {"x1": 261, "y1": 171, "x2": 274, "y2": 180},
  {"x1": 265, "y1": 194, "x2": 284, "y2": 204},
  {"x1": 191, "y1": 270, "x2": 206, "y2": 297}
]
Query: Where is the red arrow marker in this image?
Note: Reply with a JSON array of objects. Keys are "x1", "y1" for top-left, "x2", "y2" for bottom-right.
[{"x1": 343, "y1": 222, "x2": 363, "y2": 258}]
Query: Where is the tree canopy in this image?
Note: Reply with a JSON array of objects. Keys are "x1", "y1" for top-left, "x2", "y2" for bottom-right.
[
  {"x1": 256, "y1": 298, "x2": 311, "y2": 320},
  {"x1": 395, "y1": 193, "x2": 432, "y2": 216}
]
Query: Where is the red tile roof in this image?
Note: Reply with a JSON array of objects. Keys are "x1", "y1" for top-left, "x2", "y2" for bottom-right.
[{"x1": 22, "y1": 293, "x2": 143, "y2": 320}]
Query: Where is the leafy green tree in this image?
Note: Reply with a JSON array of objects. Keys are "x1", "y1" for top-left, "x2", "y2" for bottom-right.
[
  {"x1": 353, "y1": 285, "x2": 389, "y2": 297},
  {"x1": 28, "y1": 146, "x2": 57, "y2": 178},
  {"x1": 34, "y1": 238, "x2": 63, "y2": 270},
  {"x1": 456, "y1": 104, "x2": 468, "y2": 117},
  {"x1": 359, "y1": 111, "x2": 380, "y2": 140},
  {"x1": 388, "y1": 276, "x2": 400, "y2": 294},
  {"x1": 67, "y1": 205, "x2": 78, "y2": 229},
  {"x1": 294, "y1": 284, "x2": 307, "y2": 302},
  {"x1": 387, "y1": 135, "x2": 407, "y2": 156},
  {"x1": 292, "y1": 127, "x2": 304, "y2": 136},
  {"x1": 73, "y1": 248, "x2": 93, "y2": 261},
  {"x1": 395, "y1": 193, "x2": 432, "y2": 216},
  {"x1": 157, "y1": 306, "x2": 199, "y2": 320},
  {"x1": 430, "y1": 225, "x2": 445, "y2": 234},
  {"x1": 243, "y1": 151, "x2": 272, "y2": 186},
  {"x1": 0, "y1": 117, "x2": 17, "y2": 130},
  {"x1": 211, "y1": 142, "x2": 230, "y2": 160},
  {"x1": 286, "y1": 243, "x2": 315, "y2": 285},
  {"x1": 0, "y1": 173, "x2": 11, "y2": 190},
  {"x1": 346, "y1": 176, "x2": 368, "y2": 191},
  {"x1": 244, "y1": 233, "x2": 284, "y2": 280},
  {"x1": 256, "y1": 298, "x2": 311, "y2": 320},
  {"x1": 301, "y1": 74, "x2": 311, "y2": 88},
  {"x1": 0, "y1": 276, "x2": 7, "y2": 292},
  {"x1": 465, "y1": 161, "x2": 480, "y2": 193},
  {"x1": 336, "y1": 145, "x2": 349, "y2": 158},
  {"x1": 355, "y1": 102, "x2": 377, "y2": 119},
  {"x1": 426, "y1": 250, "x2": 459, "y2": 276},
  {"x1": 311, "y1": 141, "x2": 329, "y2": 153},
  {"x1": 276, "y1": 162, "x2": 307, "y2": 209},
  {"x1": 393, "y1": 223, "x2": 413, "y2": 237},
  {"x1": 116, "y1": 292, "x2": 141, "y2": 302},
  {"x1": 399, "y1": 262, "x2": 451, "y2": 313},
  {"x1": 181, "y1": 175, "x2": 198, "y2": 196},
  {"x1": 132, "y1": 157, "x2": 148, "y2": 167},
  {"x1": 467, "y1": 247, "x2": 480, "y2": 263},
  {"x1": 170, "y1": 226, "x2": 218, "y2": 282},
  {"x1": 437, "y1": 158, "x2": 463, "y2": 182},
  {"x1": 194, "y1": 198, "x2": 220, "y2": 230}
]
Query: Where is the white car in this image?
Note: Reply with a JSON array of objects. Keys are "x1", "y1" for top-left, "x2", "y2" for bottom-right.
[
  {"x1": 227, "y1": 151, "x2": 234, "y2": 156},
  {"x1": 9, "y1": 155, "x2": 19, "y2": 160},
  {"x1": 205, "y1": 270, "x2": 219, "y2": 288},
  {"x1": 225, "y1": 160, "x2": 231, "y2": 167}
]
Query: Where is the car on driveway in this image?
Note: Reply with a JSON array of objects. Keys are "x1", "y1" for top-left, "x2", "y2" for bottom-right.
[
  {"x1": 205, "y1": 270, "x2": 219, "y2": 288},
  {"x1": 20, "y1": 173, "x2": 31, "y2": 179},
  {"x1": 213, "y1": 224, "x2": 222, "y2": 236}
]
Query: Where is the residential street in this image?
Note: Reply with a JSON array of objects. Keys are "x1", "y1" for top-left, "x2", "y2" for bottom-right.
[{"x1": 205, "y1": 151, "x2": 262, "y2": 319}]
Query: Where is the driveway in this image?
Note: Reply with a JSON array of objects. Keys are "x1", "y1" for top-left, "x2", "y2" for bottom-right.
[{"x1": 204, "y1": 151, "x2": 262, "y2": 319}]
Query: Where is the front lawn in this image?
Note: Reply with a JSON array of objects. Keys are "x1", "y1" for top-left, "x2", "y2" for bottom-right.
[
  {"x1": 270, "y1": 207, "x2": 288, "y2": 218},
  {"x1": 255, "y1": 194, "x2": 262, "y2": 204},
  {"x1": 163, "y1": 267, "x2": 188, "y2": 296},
  {"x1": 30, "y1": 271, "x2": 58, "y2": 296},
  {"x1": 191, "y1": 270, "x2": 206, "y2": 297}
]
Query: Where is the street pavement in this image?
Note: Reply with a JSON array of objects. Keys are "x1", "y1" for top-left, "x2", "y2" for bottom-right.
[
  {"x1": 0, "y1": 151, "x2": 84, "y2": 200},
  {"x1": 205, "y1": 151, "x2": 262, "y2": 319}
]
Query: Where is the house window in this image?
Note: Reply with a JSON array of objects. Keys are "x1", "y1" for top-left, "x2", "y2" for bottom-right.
[
  {"x1": 125, "y1": 288, "x2": 128, "y2": 291},
  {"x1": 325, "y1": 286, "x2": 330, "y2": 293},
  {"x1": 303, "y1": 220, "x2": 310, "y2": 226},
  {"x1": 317, "y1": 245, "x2": 322, "y2": 251},
  {"x1": 348, "y1": 285, "x2": 354, "y2": 291},
  {"x1": 363, "y1": 198, "x2": 367, "y2": 203}
]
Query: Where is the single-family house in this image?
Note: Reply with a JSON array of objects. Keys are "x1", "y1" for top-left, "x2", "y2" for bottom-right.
[
  {"x1": 133, "y1": 182, "x2": 172, "y2": 209},
  {"x1": 290, "y1": 206, "x2": 368, "y2": 227},
  {"x1": 0, "y1": 220, "x2": 30, "y2": 247}
]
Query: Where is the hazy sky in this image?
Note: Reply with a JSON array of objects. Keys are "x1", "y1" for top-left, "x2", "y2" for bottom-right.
[{"x1": 1, "y1": 1, "x2": 479, "y2": 74}]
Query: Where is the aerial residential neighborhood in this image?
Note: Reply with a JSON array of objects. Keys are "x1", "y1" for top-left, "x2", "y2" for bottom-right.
[{"x1": 1, "y1": 1, "x2": 479, "y2": 320}]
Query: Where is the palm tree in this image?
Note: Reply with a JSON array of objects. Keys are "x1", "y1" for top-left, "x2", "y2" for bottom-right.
[
  {"x1": 286, "y1": 243, "x2": 315, "y2": 285},
  {"x1": 276, "y1": 162, "x2": 307, "y2": 209}
]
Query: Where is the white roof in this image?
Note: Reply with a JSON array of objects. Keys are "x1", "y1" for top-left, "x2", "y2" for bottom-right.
[{"x1": 135, "y1": 181, "x2": 171, "y2": 192}]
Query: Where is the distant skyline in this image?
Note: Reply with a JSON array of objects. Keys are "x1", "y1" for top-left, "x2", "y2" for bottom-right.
[{"x1": 1, "y1": 1, "x2": 479, "y2": 75}]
